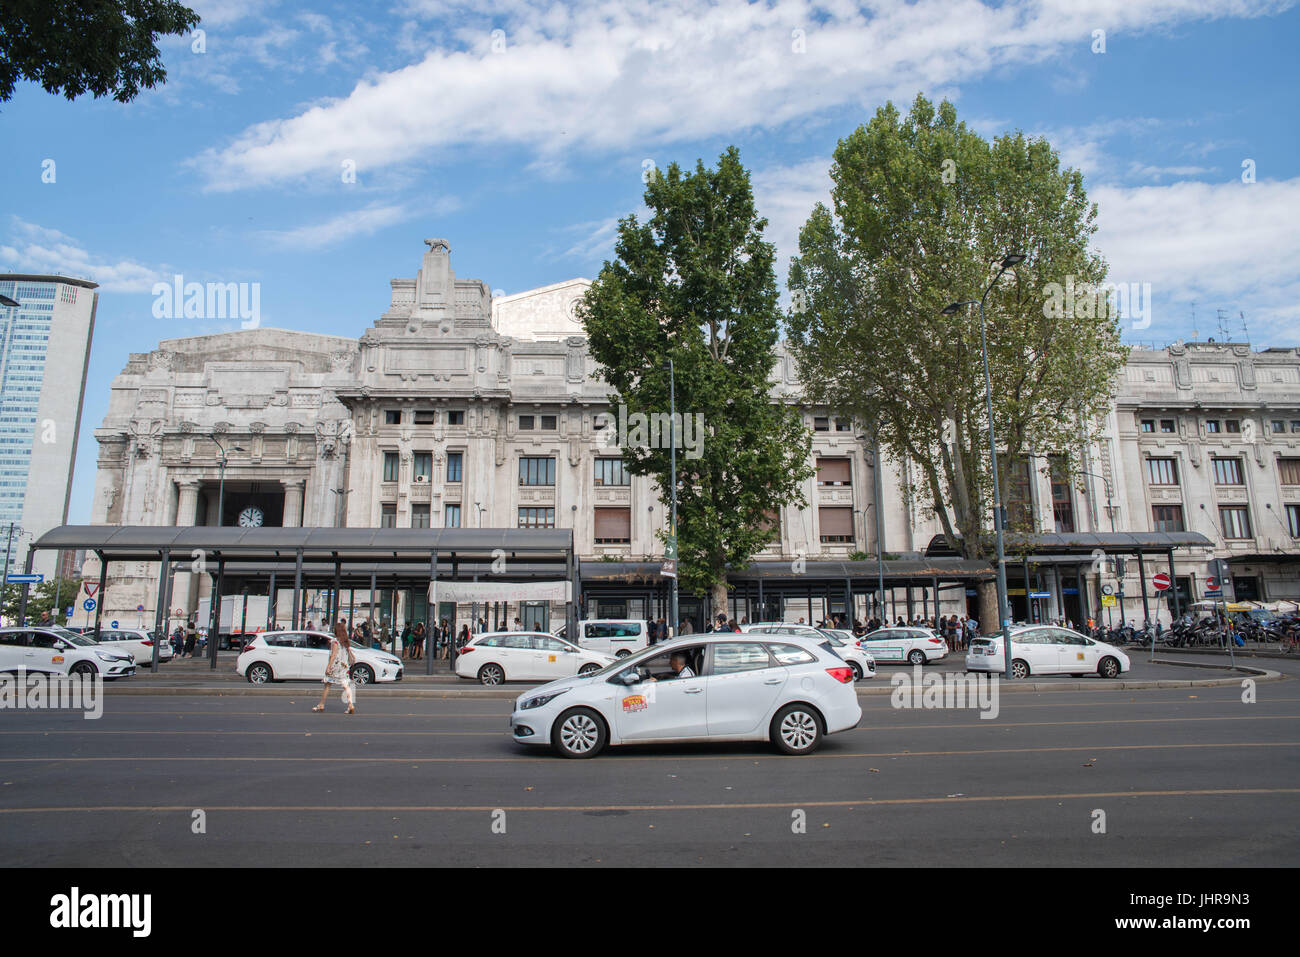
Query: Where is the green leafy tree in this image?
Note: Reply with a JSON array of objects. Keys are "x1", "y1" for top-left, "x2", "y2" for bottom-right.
[
  {"x1": 0, "y1": 0, "x2": 200, "y2": 104},
  {"x1": 786, "y1": 95, "x2": 1128, "y2": 631},
  {"x1": 2, "y1": 575, "x2": 82, "y2": 624},
  {"x1": 580, "y1": 146, "x2": 814, "y2": 615}
]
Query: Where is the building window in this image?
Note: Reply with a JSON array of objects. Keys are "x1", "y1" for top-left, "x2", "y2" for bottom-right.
[
  {"x1": 1206, "y1": 420, "x2": 1221, "y2": 433},
  {"x1": 540, "y1": 414, "x2": 557, "y2": 431},
  {"x1": 445, "y1": 504, "x2": 461, "y2": 528},
  {"x1": 1232, "y1": 576, "x2": 1261, "y2": 601},
  {"x1": 414, "y1": 410, "x2": 436, "y2": 424},
  {"x1": 446, "y1": 452, "x2": 463, "y2": 483},
  {"x1": 518, "y1": 507, "x2": 555, "y2": 529},
  {"x1": 1152, "y1": 505, "x2": 1185, "y2": 532},
  {"x1": 413, "y1": 452, "x2": 433, "y2": 481},
  {"x1": 1140, "y1": 419, "x2": 1155, "y2": 433},
  {"x1": 1146, "y1": 458, "x2": 1179, "y2": 485},
  {"x1": 1212, "y1": 457, "x2": 1243, "y2": 486},
  {"x1": 519, "y1": 456, "x2": 556, "y2": 486},
  {"x1": 594, "y1": 458, "x2": 629, "y2": 486},
  {"x1": 1287, "y1": 504, "x2": 1300, "y2": 538},
  {"x1": 1048, "y1": 455, "x2": 1074, "y2": 533},
  {"x1": 813, "y1": 416, "x2": 829, "y2": 431},
  {"x1": 1277, "y1": 458, "x2": 1300, "y2": 486},
  {"x1": 816, "y1": 458, "x2": 851, "y2": 486},
  {"x1": 1273, "y1": 420, "x2": 1286, "y2": 434},
  {"x1": 411, "y1": 504, "x2": 430, "y2": 528},
  {"x1": 382, "y1": 452, "x2": 399, "y2": 483},
  {"x1": 835, "y1": 418, "x2": 852, "y2": 432},
  {"x1": 593, "y1": 506, "x2": 631, "y2": 544},
  {"x1": 447, "y1": 410, "x2": 465, "y2": 425},
  {"x1": 518, "y1": 415, "x2": 535, "y2": 430},
  {"x1": 1225, "y1": 419, "x2": 1241, "y2": 433},
  {"x1": 1160, "y1": 419, "x2": 1176, "y2": 433},
  {"x1": 380, "y1": 504, "x2": 397, "y2": 528},
  {"x1": 1219, "y1": 506, "x2": 1252, "y2": 539},
  {"x1": 1292, "y1": 421, "x2": 1300, "y2": 433},
  {"x1": 1006, "y1": 457, "x2": 1033, "y2": 529},
  {"x1": 818, "y1": 506, "x2": 853, "y2": 543},
  {"x1": 384, "y1": 409, "x2": 401, "y2": 425}
]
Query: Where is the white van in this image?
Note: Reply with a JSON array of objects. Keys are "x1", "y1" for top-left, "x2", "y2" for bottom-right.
[{"x1": 557, "y1": 620, "x2": 650, "y2": 658}]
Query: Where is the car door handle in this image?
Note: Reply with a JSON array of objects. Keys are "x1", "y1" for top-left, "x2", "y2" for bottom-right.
[
  {"x1": 763, "y1": 678, "x2": 782, "y2": 685},
  {"x1": 684, "y1": 687, "x2": 703, "y2": 694}
]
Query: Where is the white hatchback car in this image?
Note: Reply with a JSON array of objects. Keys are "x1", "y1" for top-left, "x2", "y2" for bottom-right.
[
  {"x1": 742, "y1": 625, "x2": 876, "y2": 680},
  {"x1": 456, "y1": 631, "x2": 615, "y2": 685},
  {"x1": 237, "y1": 631, "x2": 404, "y2": 684},
  {"x1": 0, "y1": 626, "x2": 136, "y2": 679},
  {"x1": 856, "y1": 627, "x2": 948, "y2": 664},
  {"x1": 92, "y1": 628, "x2": 174, "y2": 668},
  {"x1": 509, "y1": 634, "x2": 862, "y2": 758},
  {"x1": 966, "y1": 625, "x2": 1130, "y2": 679}
]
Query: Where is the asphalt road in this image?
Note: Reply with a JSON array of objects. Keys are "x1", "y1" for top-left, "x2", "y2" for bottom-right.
[{"x1": 2, "y1": 669, "x2": 1298, "y2": 866}]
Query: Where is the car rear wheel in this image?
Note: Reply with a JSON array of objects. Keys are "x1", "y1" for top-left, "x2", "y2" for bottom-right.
[
  {"x1": 350, "y1": 664, "x2": 375, "y2": 685},
  {"x1": 70, "y1": 661, "x2": 97, "y2": 677},
  {"x1": 1098, "y1": 656, "x2": 1121, "y2": 679},
  {"x1": 771, "y1": 704, "x2": 823, "y2": 755},
  {"x1": 849, "y1": 661, "x2": 863, "y2": 680},
  {"x1": 578, "y1": 663, "x2": 601, "y2": 676},
  {"x1": 1011, "y1": 659, "x2": 1030, "y2": 680},
  {"x1": 478, "y1": 663, "x2": 505, "y2": 685},
  {"x1": 907, "y1": 650, "x2": 926, "y2": 665},
  {"x1": 615, "y1": 650, "x2": 632, "y2": 658},
  {"x1": 246, "y1": 662, "x2": 273, "y2": 684},
  {"x1": 552, "y1": 707, "x2": 606, "y2": 758}
]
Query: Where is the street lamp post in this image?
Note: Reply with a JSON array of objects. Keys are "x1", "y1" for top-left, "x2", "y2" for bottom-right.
[
  {"x1": 667, "y1": 359, "x2": 679, "y2": 635},
  {"x1": 944, "y1": 252, "x2": 1025, "y2": 680}
]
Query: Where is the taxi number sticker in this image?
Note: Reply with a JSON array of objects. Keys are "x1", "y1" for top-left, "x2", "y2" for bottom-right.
[
  {"x1": 622, "y1": 694, "x2": 648, "y2": 713},
  {"x1": 548, "y1": 655, "x2": 556, "y2": 662},
  {"x1": 1077, "y1": 652, "x2": 1085, "y2": 660},
  {"x1": 52, "y1": 656, "x2": 64, "y2": 663}
]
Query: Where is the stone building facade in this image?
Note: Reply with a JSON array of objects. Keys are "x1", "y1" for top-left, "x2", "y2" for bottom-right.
[{"x1": 82, "y1": 239, "x2": 1300, "y2": 629}]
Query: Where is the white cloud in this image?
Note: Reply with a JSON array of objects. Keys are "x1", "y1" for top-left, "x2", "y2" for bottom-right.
[
  {"x1": 192, "y1": 0, "x2": 1291, "y2": 191},
  {"x1": 0, "y1": 218, "x2": 161, "y2": 293},
  {"x1": 257, "y1": 202, "x2": 432, "y2": 250}
]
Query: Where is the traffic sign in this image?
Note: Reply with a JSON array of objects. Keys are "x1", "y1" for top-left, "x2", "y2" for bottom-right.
[
  {"x1": 8, "y1": 573, "x2": 43, "y2": 584},
  {"x1": 82, "y1": 598, "x2": 96, "y2": 612},
  {"x1": 1203, "y1": 589, "x2": 1223, "y2": 599},
  {"x1": 111, "y1": 620, "x2": 119, "y2": 629},
  {"x1": 1205, "y1": 576, "x2": 1218, "y2": 592},
  {"x1": 1152, "y1": 572, "x2": 1171, "y2": 591},
  {"x1": 84, "y1": 583, "x2": 99, "y2": 597},
  {"x1": 1101, "y1": 595, "x2": 1117, "y2": 608},
  {"x1": 136, "y1": 604, "x2": 144, "y2": 612},
  {"x1": 1029, "y1": 591, "x2": 1051, "y2": 599}
]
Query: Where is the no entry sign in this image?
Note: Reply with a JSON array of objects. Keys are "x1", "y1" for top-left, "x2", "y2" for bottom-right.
[{"x1": 1152, "y1": 572, "x2": 1171, "y2": 591}]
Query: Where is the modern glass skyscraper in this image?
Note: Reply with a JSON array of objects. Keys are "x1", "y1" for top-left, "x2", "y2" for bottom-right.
[{"x1": 0, "y1": 275, "x2": 98, "y2": 580}]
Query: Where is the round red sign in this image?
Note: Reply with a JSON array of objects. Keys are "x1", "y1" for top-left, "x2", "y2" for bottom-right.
[{"x1": 1152, "y1": 572, "x2": 1171, "y2": 591}]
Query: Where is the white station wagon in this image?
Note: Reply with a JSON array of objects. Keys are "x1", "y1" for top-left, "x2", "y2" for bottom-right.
[
  {"x1": 966, "y1": 625, "x2": 1130, "y2": 679},
  {"x1": 509, "y1": 634, "x2": 862, "y2": 758},
  {"x1": 856, "y1": 627, "x2": 948, "y2": 664},
  {"x1": 456, "y1": 631, "x2": 616, "y2": 684},
  {"x1": 237, "y1": 631, "x2": 404, "y2": 684}
]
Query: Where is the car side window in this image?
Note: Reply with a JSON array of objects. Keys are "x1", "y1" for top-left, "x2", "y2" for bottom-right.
[
  {"x1": 768, "y1": 642, "x2": 816, "y2": 665},
  {"x1": 307, "y1": 635, "x2": 332, "y2": 650},
  {"x1": 532, "y1": 636, "x2": 565, "y2": 652},
  {"x1": 30, "y1": 631, "x2": 58, "y2": 649},
  {"x1": 501, "y1": 635, "x2": 532, "y2": 649},
  {"x1": 0, "y1": 632, "x2": 24, "y2": 646},
  {"x1": 709, "y1": 641, "x2": 775, "y2": 674}
]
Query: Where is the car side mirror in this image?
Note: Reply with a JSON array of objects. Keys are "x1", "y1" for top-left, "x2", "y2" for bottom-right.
[{"x1": 619, "y1": 671, "x2": 640, "y2": 685}]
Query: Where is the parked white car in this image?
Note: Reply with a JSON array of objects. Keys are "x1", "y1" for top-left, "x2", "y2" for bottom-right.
[
  {"x1": 237, "y1": 631, "x2": 404, "y2": 684},
  {"x1": 456, "y1": 631, "x2": 615, "y2": 685},
  {"x1": 856, "y1": 626, "x2": 948, "y2": 664},
  {"x1": 966, "y1": 625, "x2": 1130, "y2": 679},
  {"x1": 560, "y1": 619, "x2": 650, "y2": 658},
  {"x1": 92, "y1": 628, "x2": 174, "y2": 668},
  {"x1": 740, "y1": 624, "x2": 875, "y2": 680},
  {"x1": 509, "y1": 634, "x2": 862, "y2": 758},
  {"x1": 0, "y1": 626, "x2": 136, "y2": 679}
]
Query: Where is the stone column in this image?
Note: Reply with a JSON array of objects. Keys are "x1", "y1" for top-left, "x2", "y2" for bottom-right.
[
  {"x1": 283, "y1": 479, "x2": 305, "y2": 528},
  {"x1": 174, "y1": 481, "x2": 203, "y2": 618}
]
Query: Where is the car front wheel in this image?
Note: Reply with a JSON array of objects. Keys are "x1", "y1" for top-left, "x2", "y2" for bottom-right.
[
  {"x1": 1098, "y1": 656, "x2": 1121, "y2": 679},
  {"x1": 1011, "y1": 659, "x2": 1030, "y2": 680},
  {"x1": 578, "y1": 663, "x2": 601, "y2": 676},
  {"x1": 70, "y1": 661, "x2": 97, "y2": 677},
  {"x1": 849, "y1": 662, "x2": 863, "y2": 680},
  {"x1": 350, "y1": 664, "x2": 375, "y2": 685},
  {"x1": 552, "y1": 707, "x2": 607, "y2": 758},
  {"x1": 771, "y1": 704, "x2": 823, "y2": 755},
  {"x1": 907, "y1": 650, "x2": 926, "y2": 665}
]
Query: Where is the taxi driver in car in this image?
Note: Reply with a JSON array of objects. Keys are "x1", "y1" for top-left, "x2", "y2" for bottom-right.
[{"x1": 647, "y1": 650, "x2": 695, "y2": 681}]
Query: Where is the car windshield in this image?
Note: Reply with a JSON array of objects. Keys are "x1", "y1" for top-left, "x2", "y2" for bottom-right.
[{"x1": 50, "y1": 627, "x2": 95, "y2": 646}]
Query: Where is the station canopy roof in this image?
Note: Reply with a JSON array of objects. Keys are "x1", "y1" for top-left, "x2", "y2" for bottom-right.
[
  {"x1": 926, "y1": 531, "x2": 1213, "y2": 557},
  {"x1": 579, "y1": 558, "x2": 994, "y2": 584}
]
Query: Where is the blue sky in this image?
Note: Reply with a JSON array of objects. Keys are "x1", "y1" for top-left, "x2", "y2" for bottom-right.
[{"x1": 1, "y1": 0, "x2": 1298, "y2": 524}]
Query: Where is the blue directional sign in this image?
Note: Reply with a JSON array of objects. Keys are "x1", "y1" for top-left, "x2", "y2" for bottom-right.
[
  {"x1": 82, "y1": 598, "x2": 96, "y2": 612},
  {"x1": 111, "y1": 620, "x2": 119, "y2": 629},
  {"x1": 8, "y1": 574, "x2": 43, "y2": 583},
  {"x1": 1029, "y1": 591, "x2": 1051, "y2": 599}
]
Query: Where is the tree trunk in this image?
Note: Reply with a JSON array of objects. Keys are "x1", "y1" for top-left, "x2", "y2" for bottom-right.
[
  {"x1": 977, "y1": 581, "x2": 1000, "y2": 636},
  {"x1": 711, "y1": 578, "x2": 730, "y2": 627}
]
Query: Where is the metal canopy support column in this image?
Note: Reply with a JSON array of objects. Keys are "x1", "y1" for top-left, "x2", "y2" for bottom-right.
[
  {"x1": 162, "y1": 561, "x2": 177, "y2": 641},
  {"x1": 1137, "y1": 550, "x2": 1150, "y2": 625},
  {"x1": 331, "y1": 554, "x2": 341, "y2": 629},
  {"x1": 369, "y1": 572, "x2": 377, "y2": 646},
  {"x1": 757, "y1": 577, "x2": 764, "y2": 622},
  {"x1": 291, "y1": 549, "x2": 303, "y2": 629},
  {"x1": 427, "y1": 549, "x2": 438, "y2": 676},
  {"x1": 93, "y1": 550, "x2": 107, "y2": 640},
  {"x1": 1168, "y1": 547, "x2": 1181, "y2": 620},
  {"x1": 1023, "y1": 557, "x2": 1032, "y2": 623},
  {"x1": 150, "y1": 548, "x2": 170, "y2": 669},
  {"x1": 208, "y1": 555, "x2": 225, "y2": 670},
  {"x1": 17, "y1": 548, "x2": 35, "y2": 625}
]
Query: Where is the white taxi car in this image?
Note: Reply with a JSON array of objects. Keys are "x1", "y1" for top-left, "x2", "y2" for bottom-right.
[
  {"x1": 509, "y1": 634, "x2": 862, "y2": 758},
  {"x1": 739, "y1": 623, "x2": 875, "y2": 680},
  {"x1": 966, "y1": 625, "x2": 1130, "y2": 679},
  {"x1": 92, "y1": 628, "x2": 174, "y2": 668},
  {"x1": 456, "y1": 631, "x2": 615, "y2": 685},
  {"x1": 0, "y1": 626, "x2": 136, "y2": 679},
  {"x1": 856, "y1": 627, "x2": 948, "y2": 664},
  {"x1": 237, "y1": 631, "x2": 404, "y2": 684}
]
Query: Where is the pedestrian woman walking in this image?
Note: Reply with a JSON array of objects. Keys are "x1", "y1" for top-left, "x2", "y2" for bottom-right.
[{"x1": 314, "y1": 619, "x2": 357, "y2": 714}]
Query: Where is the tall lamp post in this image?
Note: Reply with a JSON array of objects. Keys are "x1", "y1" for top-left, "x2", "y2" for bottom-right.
[
  {"x1": 943, "y1": 252, "x2": 1025, "y2": 680},
  {"x1": 198, "y1": 435, "x2": 244, "y2": 527},
  {"x1": 666, "y1": 359, "x2": 679, "y2": 635}
]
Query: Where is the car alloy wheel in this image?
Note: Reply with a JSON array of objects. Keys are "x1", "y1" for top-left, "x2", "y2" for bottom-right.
[
  {"x1": 908, "y1": 650, "x2": 926, "y2": 665},
  {"x1": 1098, "y1": 657, "x2": 1120, "y2": 679},
  {"x1": 850, "y1": 662, "x2": 863, "y2": 680},
  {"x1": 246, "y1": 662, "x2": 272, "y2": 684},
  {"x1": 615, "y1": 650, "x2": 632, "y2": 658},
  {"x1": 553, "y1": 708, "x2": 606, "y2": 758},
  {"x1": 70, "y1": 661, "x2": 97, "y2": 677},
  {"x1": 772, "y1": 704, "x2": 822, "y2": 755},
  {"x1": 1011, "y1": 659, "x2": 1030, "y2": 680},
  {"x1": 350, "y1": 664, "x2": 374, "y2": 685},
  {"x1": 578, "y1": 663, "x2": 601, "y2": 675},
  {"x1": 478, "y1": 664, "x2": 504, "y2": 685}
]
